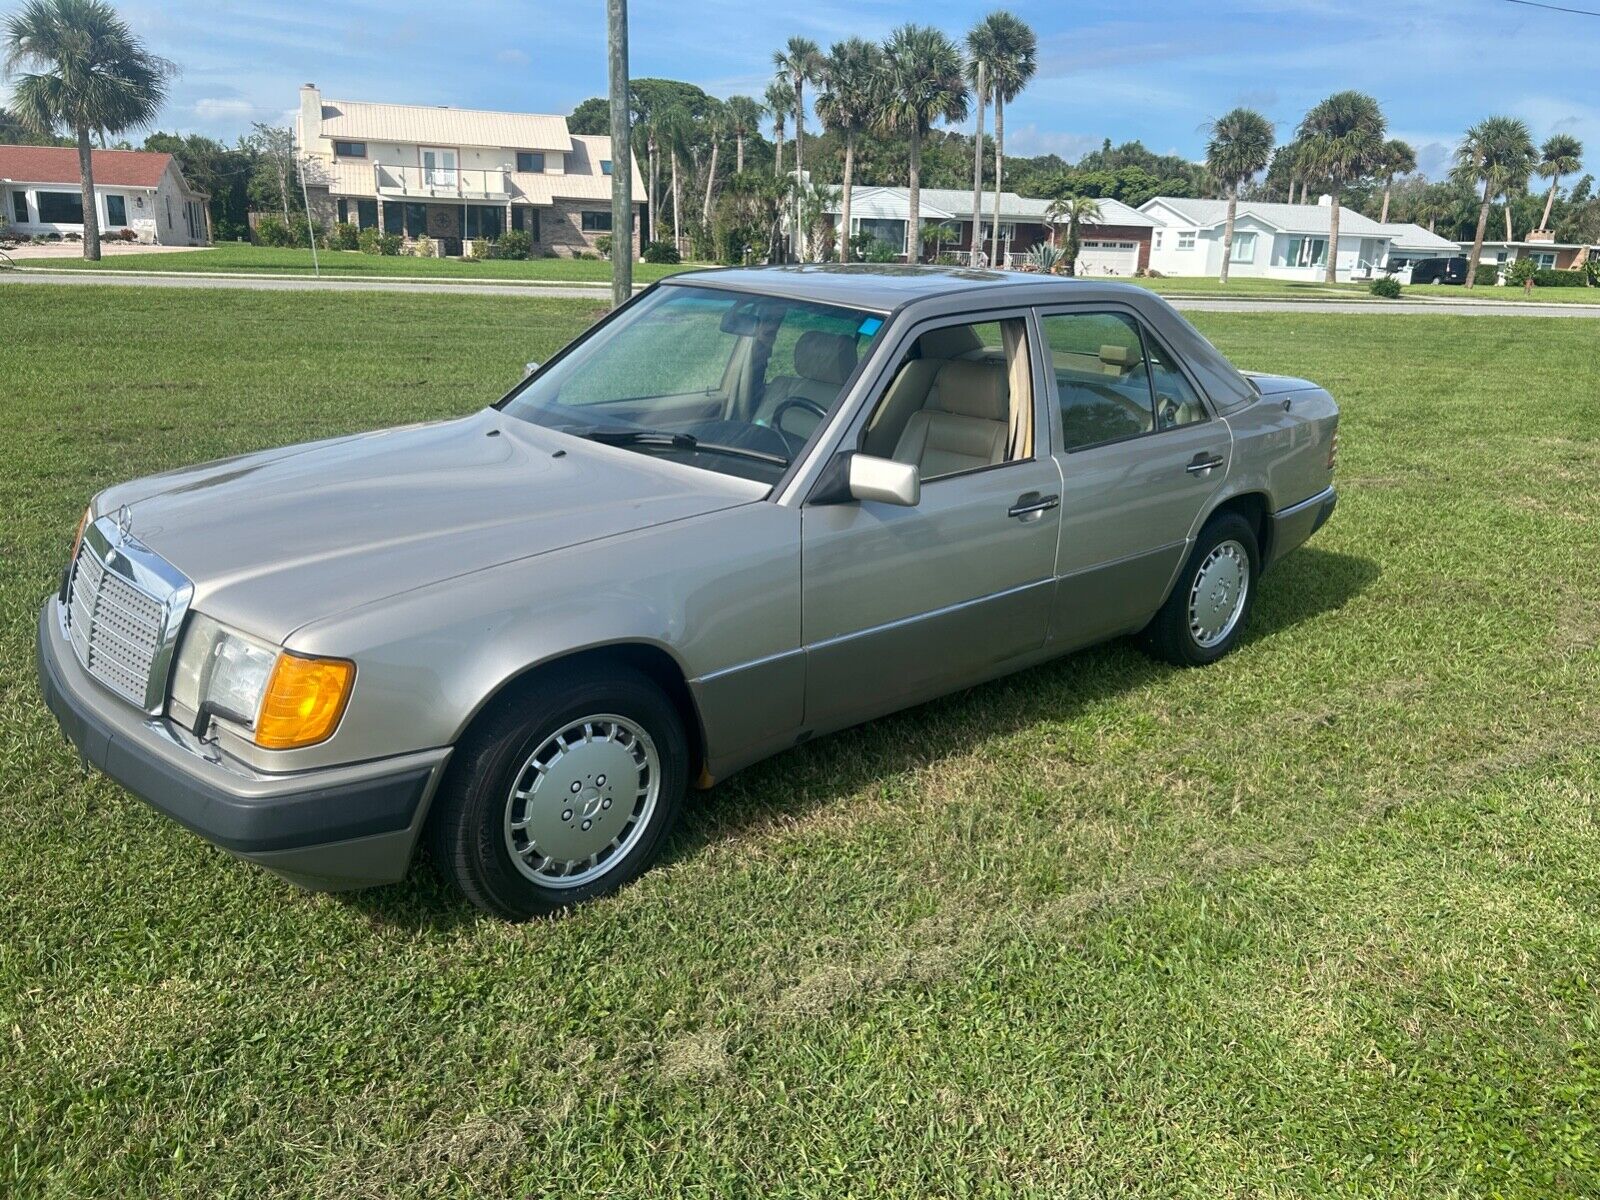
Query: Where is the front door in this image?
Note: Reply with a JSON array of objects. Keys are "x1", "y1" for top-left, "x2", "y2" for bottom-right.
[
  {"x1": 801, "y1": 312, "x2": 1063, "y2": 731},
  {"x1": 1039, "y1": 306, "x2": 1232, "y2": 649}
]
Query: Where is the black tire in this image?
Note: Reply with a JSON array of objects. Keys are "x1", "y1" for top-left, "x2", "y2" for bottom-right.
[
  {"x1": 427, "y1": 666, "x2": 688, "y2": 920},
  {"x1": 1143, "y1": 512, "x2": 1260, "y2": 667}
]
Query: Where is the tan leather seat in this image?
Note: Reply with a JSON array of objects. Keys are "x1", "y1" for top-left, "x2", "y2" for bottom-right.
[
  {"x1": 755, "y1": 331, "x2": 857, "y2": 437},
  {"x1": 891, "y1": 359, "x2": 1010, "y2": 479}
]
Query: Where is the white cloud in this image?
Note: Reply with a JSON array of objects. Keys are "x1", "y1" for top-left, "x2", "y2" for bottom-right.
[
  {"x1": 1002, "y1": 123, "x2": 1102, "y2": 163},
  {"x1": 495, "y1": 48, "x2": 530, "y2": 66}
]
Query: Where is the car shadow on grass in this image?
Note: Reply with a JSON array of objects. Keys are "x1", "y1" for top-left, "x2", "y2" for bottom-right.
[{"x1": 341, "y1": 545, "x2": 1378, "y2": 929}]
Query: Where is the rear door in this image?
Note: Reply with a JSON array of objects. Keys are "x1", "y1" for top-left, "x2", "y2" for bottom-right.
[{"x1": 1038, "y1": 305, "x2": 1232, "y2": 649}]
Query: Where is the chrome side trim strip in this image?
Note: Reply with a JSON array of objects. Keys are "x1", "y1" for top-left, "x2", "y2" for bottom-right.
[
  {"x1": 1272, "y1": 485, "x2": 1336, "y2": 520},
  {"x1": 693, "y1": 646, "x2": 805, "y2": 685}
]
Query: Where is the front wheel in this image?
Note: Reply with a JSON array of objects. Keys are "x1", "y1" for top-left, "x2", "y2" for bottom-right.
[
  {"x1": 1143, "y1": 512, "x2": 1259, "y2": 667},
  {"x1": 428, "y1": 667, "x2": 688, "y2": 919}
]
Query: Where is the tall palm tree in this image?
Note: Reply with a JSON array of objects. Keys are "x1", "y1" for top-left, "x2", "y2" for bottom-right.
[
  {"x1": 965, "y1": 11, "x2": 1035, "y2": 265},
  {"x1": 815, "y1": 38, "x2": 884, "y2": 263},
  {"x1": 656, "y1": 105, "x2": 693, "y2": 254},
  {"x1": 1377, "y1": 138, "x2": 1416, "y2": 224},
  {"x1": 1297, "y1": 91, "x2": 1386, "y2": 283},
  {"x1": 881, "y1": 24, "x2": 968, "y2": 263},
  {"x1": 1535, "y1": 132, "x2": 1583, "y2": 233},
  {"x1": 763, "y1": 80, "x2": 793, "y2": 178},
  {"x1": 1205, "y1": 107, "x2": 1274, "y2": 284},
  {"x1": 724, "y1": 95, "x2": 764, "y2": 174},
  {"x1": 963, "y1": 19, "x2": 995, "y2": 265},
  {"x1": 1045, "y1": 193, "x2": 1102, "y2": 276},
  {"x1": 1455, "y1": 115, "x2": 1536, "y2": 289},
  {"x1": 700, "y1": 99, "x2": 725, "y2": 226},
  {"x1": 3, "y1": 0, "x2": 173, "y2": 261},
  {"x1": 772, "y1": 37, "x2": 821, "y2": 181}
]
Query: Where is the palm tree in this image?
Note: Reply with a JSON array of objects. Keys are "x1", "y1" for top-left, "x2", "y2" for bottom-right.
[
  {"x1": 1297, "y1": 91, "x2": 1386, "y2": 283},
  {"x1": 965, "y1": 11, "x2": 1035, "y2": 265},
  {"x1": 656, "y1": 105, "x2": 693, "y2": 255},
  {"x1": 881, "y1": 24, "x2": 968, "y2": 263},
  {"x1": 772, "y1": 38, "x2": 821, "y2": 179},
  {"x1": 815, "y1": 38, "x2": 884, "y2": 263},
  {"x1": 1377, "y1": 138, "x2": 1416, "y2": 224},
  {"x1": 1045, "y1": 193, "x2": 1102, "y2": 276},
  {"x1": 700, "y1": 99, "x2": 725, "y2": 227},
  {"x1": 963, "y1": 19, "x2": 995, "y2": 265},
  {"x1": 1455, "y1": 116, "x2": 1536, "y2": 289},
  {"x1": 724, "y1": 95, "x2": 764, "y2": 174},
  {"x1": 763, "y1": 80, "x2": 793, "y2": 178},
  {"x1": 1205, "y1": 107, "x2": 1274, "y2": 284},
  {"x1": 1535, "y1": 132, "x2": 1583, "y2": 233},
  {"x1": 3, "y1": 0, "x2": 173, "y2": 261}
]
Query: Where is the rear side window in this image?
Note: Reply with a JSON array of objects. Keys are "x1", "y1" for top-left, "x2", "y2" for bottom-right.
[
  {"x1": 1041, "y1": 311, "x2": 1153, "y2": 451},
  {"x1": 1146, "y1": 335, "x2": 1207, "y2": 430}
]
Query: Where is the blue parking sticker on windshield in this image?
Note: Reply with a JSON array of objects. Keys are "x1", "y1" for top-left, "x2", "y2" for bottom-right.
[{"x1": 859, "y1": 317, "x2": 883, "y2": 337}]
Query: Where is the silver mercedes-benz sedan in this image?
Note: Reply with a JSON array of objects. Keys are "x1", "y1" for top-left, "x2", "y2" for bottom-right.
[{"x1": 38, "y1": 265, "x2": 1338, "y2": 918}]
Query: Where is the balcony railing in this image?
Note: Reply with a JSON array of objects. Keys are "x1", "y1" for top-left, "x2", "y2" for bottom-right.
[{"x1": 373, "y1": 164, "x2": 510, "y2": 201}]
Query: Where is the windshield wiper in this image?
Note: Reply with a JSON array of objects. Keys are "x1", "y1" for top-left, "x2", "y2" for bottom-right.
[{"x1": 576, "y1": 427, "x2": 789, "y2": 466}]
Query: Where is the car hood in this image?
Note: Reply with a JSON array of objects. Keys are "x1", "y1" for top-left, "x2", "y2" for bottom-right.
[{"x1": 96, "y1": 408, "x2": 766, "y2": 643}]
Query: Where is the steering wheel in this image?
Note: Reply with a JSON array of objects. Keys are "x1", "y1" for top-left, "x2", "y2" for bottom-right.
[{"x1": 768, "y1": 396, "x2": 829, "y2": 452}]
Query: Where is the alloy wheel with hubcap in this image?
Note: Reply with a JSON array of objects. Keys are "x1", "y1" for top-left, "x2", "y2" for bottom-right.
[
  {"x1": 1187, "y1": 539, "x2": 1250, "y2": 649},
  {"x1": 1143, "y1": 512, "x2": 1259, "y2": 667}
]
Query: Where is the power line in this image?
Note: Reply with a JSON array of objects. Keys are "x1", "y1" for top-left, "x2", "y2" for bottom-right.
[{"x1": 1502, "y1": 0, "x2": 1600, "y2": 16}]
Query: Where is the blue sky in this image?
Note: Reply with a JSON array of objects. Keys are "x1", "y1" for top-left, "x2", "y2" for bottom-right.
[{"x1": 121, "y1": 0, "x2": 1600, "y2": 179}]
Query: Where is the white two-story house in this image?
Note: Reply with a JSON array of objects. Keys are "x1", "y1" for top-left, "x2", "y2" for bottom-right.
[
  {"x1": 1141, "y1": 195, "x2": 1395, "y2": 282},
  {"x1": 295, "y1": 84, "x2": 644, "y2": 257}
]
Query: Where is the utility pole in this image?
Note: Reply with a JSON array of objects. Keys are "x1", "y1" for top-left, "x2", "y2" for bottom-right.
[{"x1": 607, "y1": 0, "x2": 633, "y2": 308}]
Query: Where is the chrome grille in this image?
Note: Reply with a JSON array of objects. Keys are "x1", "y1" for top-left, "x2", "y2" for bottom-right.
[{"x1": 62, "y1": 519, "x2": 191, "y2": 711}]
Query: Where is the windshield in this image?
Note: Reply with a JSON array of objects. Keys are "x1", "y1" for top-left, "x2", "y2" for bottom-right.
[{"x1": 501, "y1": 284, "x2": 885, "y2": 484}]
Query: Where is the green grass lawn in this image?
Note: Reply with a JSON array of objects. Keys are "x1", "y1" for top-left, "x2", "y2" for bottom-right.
[
  {"x1": 3, "y1": 287, "x2": 1599, "y2": 1197},
  {"x1": 20, "y1": 240, "x2": 698, "y2": 283}
]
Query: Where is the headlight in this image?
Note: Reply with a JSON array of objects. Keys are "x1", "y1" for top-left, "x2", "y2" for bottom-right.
[{"x1": 171, "y1": 613, "x2": 354, "y2": 749}]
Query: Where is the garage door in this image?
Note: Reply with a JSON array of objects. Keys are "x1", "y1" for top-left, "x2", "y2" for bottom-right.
[{"x1": 1076, "y1": 239, "x2": 1139, "y2": 276}]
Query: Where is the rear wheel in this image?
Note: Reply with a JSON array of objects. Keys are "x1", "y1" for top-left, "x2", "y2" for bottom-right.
[
  {"x1": 1143, "y1": 512, "x2": 1259, "y2": 667},
  {"x1": 428, "y1": 667, "x2": 688, "y2": 919}
]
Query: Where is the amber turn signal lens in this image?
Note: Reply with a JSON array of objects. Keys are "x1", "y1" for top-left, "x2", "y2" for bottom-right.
[
  {"x1": 70, "y1": 507, "x2": 91, "y2": 560},
  {"x1": 254, "y1": 653, "x2": 355, "y2": 749}
]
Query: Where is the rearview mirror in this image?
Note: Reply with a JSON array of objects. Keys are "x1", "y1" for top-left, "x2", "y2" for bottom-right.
[{"x1": 848, "y1": 454, "x2": 920, "y2": 507}]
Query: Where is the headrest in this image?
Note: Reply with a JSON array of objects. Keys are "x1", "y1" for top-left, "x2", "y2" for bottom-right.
[
  {"x1": 1098, "y1": 343, "x2": 1140, "y2": 371},
  {"x1": 793, "y1": 331, "x2": 857, "y2": 385},
  {"x1": 932, "y1": 359, "x2": 1009, "y2": 422},
  {"x1": 917, "y1": 323, "x2": 984, "y2": 361}
]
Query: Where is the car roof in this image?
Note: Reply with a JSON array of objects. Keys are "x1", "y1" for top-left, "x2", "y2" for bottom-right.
[{"x1": 661, "y1": 263, "x2": 1159, "y2": 315}]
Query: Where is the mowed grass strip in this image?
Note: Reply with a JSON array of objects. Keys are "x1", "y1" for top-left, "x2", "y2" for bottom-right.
[{"x1": 1, "y1": 287, "x2": 1598, "y2": 1198}]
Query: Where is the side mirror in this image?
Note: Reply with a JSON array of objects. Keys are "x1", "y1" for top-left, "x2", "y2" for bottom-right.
[
  {"x1": 524, "y1": 361, "x2": 541, "y2": 377},
  {"x1": 848, "y1": 453, "x2": 920, "y2": 507}
]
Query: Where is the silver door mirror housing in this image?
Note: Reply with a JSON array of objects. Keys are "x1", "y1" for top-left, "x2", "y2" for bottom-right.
[{"x1": 848, "y1": 454, "x2": 920, "y2": 507}]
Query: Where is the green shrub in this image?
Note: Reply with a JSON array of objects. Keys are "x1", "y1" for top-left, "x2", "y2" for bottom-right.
[
  {"x1": 863, "y1": 237, "x2": 899, "y2": 263},
  {"x1": 1474, "y1": 264, "x2": 1500, "y2": 286},
  {"x1": 497, "y1": 229, "x2": 533, "y2": 260},
  {"x1": 1507, "y1": 257, "x2": 1537, "y2": 286},
  {"x1": 254, "y1": 214, "x2": 291, "y2": 247},
  {"x1": 1370, "y1": 275, "x2": 1402, "y2": 298},
  {"x1": 643, "y1": 240, "x2": 680, "y2": 264},
  {"x1": 329, "y1": 222, "x2": 360, "y2": 251},
  {"x1": 1533, "y1": 267, "x2": 1586, "y2": 287},
  {"x1": 412, "y1": 234, "x2": 435, "y2": 259},
  {"x1": 376, "y1": 232, "x2": 403, "y2": 256},
  {"x1": 357, "y1": 227, "x2": 381, "y2": 254},
  {"x1": 573, "y1": 250, "x2": 596, "y2": 260},
  {"x1": 594, "y1": 233, "x2": 613, "y2": 258}
]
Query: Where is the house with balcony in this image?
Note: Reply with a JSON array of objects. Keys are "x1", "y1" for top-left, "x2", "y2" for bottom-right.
[
  {"x1": 822, "y1": 185, "x2": 1156, "y2": 273},
  {"x1": 294, "y1": 85, "x2": 644, "y2": 257},
  {"x1": 0, "y1": 145, "x2": 209, "y2": 245}
]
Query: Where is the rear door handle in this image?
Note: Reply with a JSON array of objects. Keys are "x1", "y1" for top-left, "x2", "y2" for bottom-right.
[
  {"x1": 1185, "y1": 453, "x2": 1225, "y2": 475},
  {"x1": 1008, "y1": 492, "x2": 1060, "y2": 520}
]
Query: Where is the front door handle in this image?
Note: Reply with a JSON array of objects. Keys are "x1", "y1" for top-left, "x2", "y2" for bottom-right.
[
  {"x1": 1008, "y1": 492, "x2": 1060, "y2": 521},
  {"x1": 1185, "y1": 453, "x2": 1225, "y2": 475}
]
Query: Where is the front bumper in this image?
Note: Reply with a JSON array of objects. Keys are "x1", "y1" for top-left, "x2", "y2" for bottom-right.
[{"x1": 36, "y1": 600, "x2": 450, "y2": 891}]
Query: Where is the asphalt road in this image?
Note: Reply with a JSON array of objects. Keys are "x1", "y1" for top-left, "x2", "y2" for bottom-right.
[{"x1": 5, "y1": 268, "x2": 1600, "y2": 316}]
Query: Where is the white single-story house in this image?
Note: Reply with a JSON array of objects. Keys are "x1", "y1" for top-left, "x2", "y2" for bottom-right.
[
  {"x1": 1141, "y1": 195, "x2": 1396, "y2": 281},
  {"x1": 824, "y1": 185, "x2": 1157, "y2": 273},
  {"x1": 0, "y1": 145, "x2": 210, "y2": 245}
]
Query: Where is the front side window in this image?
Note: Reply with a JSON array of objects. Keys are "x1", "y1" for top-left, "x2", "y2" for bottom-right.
[
  {"x1": 581, "y1": 210, "x2": 612, "y2": 232},
  {"x1": 13, "y1": 190, "x2": 30, "y2": 223},
  {"x1": 333, "y1": 140, "x2": 366, "y2": 158},
  {"x1": 37, "y1": 191, "x2": 83, "y2": 224},
  {"x1": 356, "y1": 198, "x2": 379, "y2": 230},
  {"x1": 517, "y1": 151, "x2": 545, "y2": 172},
  {"x1": 1230, "y1": 232, "x2": 1256, "y2": 263},
  {"x1": 1532, "y1": 251, "x2": 1556, "y2": 269},
  {"x1": 464, "y1": 205, "x2": 502, "y2": 238},
  {"x1": 1283, "y1": 236, "x2": 1327, "y2": 268},
  {"x1": 1043, "y1": 311, "x2": 1153, "y2": 451},
  {"x1": 502, "y1": 285, "x2": 883, "y2": 485},
  {"x1": 105, "y1": 194, "x2": 127, "y2": 225},
  {"x1": 1177, "y1": 231, "x2": 1196, "y2": 250},
  {"x1": 858, "y1": 317, "x2": 1033, "y2": 482}
]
